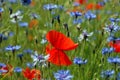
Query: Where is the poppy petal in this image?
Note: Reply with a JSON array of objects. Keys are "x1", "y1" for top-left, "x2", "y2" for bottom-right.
[
  {"x1": 109, "y1": 40, "x2": 120, "y2": 53},
  {"x1": 46, "y1": 30, "x2": 78, "y2": 51},
  {"x1": 48, "y1": 48, "x2": 72, "y2": 66}
]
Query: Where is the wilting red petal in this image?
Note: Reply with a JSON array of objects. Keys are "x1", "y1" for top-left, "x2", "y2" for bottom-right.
[
  {"x1": 1, "y1": 64, "x2": 13, "y2": 76},
  {"x1": 29, "y1": 19, "x2": 38, "y2": 29},
  {"x1": 46, "y1": 30, "x2": 78, "y2": 51},
  {"x1": 30, "y1": 1, "x2": 36, "y2": 7},
  {"x1": 48, "y1": 48, "x2": 72, "y2": 66}
]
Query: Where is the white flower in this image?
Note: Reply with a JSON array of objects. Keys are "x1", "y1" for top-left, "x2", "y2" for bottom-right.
[
  {"x1": 10, "y1": 10, "x2": 23, "y2": 23},
  {"x1": 41, "y1": 38, "x2": 47, "y2": 44},
  {"x1": 31, "y1": 51, "x2": 49, "y2": 67},
  {"x1": 78, "y1": 30, "x2": 93, "y2": 42},
  {"x1": 104, "y1": 22, "x2": 120, "y2": 33}
]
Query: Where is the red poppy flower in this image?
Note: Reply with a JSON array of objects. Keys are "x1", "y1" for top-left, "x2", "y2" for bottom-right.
[
  {"x1": 86, "y1": 3, "x2": 102, "y2": 10},
  {"x1": 22, "y1": 67, "x2": 41, "y2": 80},
  {"x1": 75, "y1": 0, "x2": 87, "y2": 5},
  {"x1": 46, "y1": 30, "x2": 78, "y2": 66},
  {"x1": 109, "y1": 40, "x2": 120, "y2": 53}
]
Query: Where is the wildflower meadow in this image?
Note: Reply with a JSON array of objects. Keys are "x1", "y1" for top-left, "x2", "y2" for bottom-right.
[{"x1": 0, "y1": 0, "x2": 120, "y2": 80}]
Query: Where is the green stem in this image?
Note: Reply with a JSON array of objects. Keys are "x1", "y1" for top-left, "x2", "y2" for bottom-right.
[{"x1": 15, "y1": 22, "x2": 19, "y2": 45}]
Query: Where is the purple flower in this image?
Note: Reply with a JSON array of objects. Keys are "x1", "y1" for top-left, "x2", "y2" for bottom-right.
[
  {"x1": 101, "y1": 70, "x2": 114, "y2": 78},
  {"x1": 54, "y1": 70, "x2": 73, "y2": 80},
  {"x1": 73, "y1": 57, "x2": 87, "y2": 65}
]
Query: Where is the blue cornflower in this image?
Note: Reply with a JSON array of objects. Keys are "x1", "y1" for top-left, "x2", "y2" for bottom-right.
[
  {"x1": 104, "y1": 22, "x2": 120, "y2": 33},
  {"x1": 109, "y1": 18, "x2": 120, "y2": 22},
  {"x1": 30, "y1": 13, "x2": 40, "y2": 19},
  {"x1": 117, "y1": 73, "x2": 120, "y2": 80},
  {"x1": 0, "y1": 33, "x2": 8, "y2": 43},
  {"x1": 21, "y1": 0, "x2": 31, "y2": 5},
  {"x1": 101, "y1": 70, "x2": 114, "y2": 78},
  {"x1": 0, "y1": 8, "x2": 4, "y2": 13},
  {"x1": 58, "y1": 5, "x2": 64, "y2": 10},
  {"x1": 9, "y1": 0, "x2": 17, "y2": 3},
  {"x1": 52, "y1": 15, "x2": 60, "y2": 24},
  {"x1": 73, "y1": 57, "x2": 87, "y2": 65},
  {"x1": 5, "y1": 45, "x2": 21, "y2": 51},
  {"x1": 98, "y1": 1, "x2": 105, "y2": 6},
  {"x1": 108, "y1": 57, "x2": 120, "y2": 64},
  {"x1": 69, "y1": 11, "x2": 82, "y2": 18},
  {"x1": 107, "y1": 36, "x2": 116, "y2": 42},
  {"x1": 84, "y1": 11, "x2": 96, "y2": 20},
  {"x1": 14, "y1": 67, "x2": 22, "y2": 73},
  {"x1": 102, "y1": 47, "x2": 114, "y2": 55},
  {"x1": 17, "y1": 53, "x2": 23, "y2": 58},
  {"x1": 17, "y1": 53, "x2": 24, "y2": 62},
  {"x1": 43, "y1": 4, "x2": 58, "y2": 11},
  {"x1": 18, "y1": 22, "x2": 28, "y2": 27},
  {"x1": 26, "y1": 62, "x2": 34, "y2": 68},
  {"x1": 0, "y1": 63, "x2": 6, "y2": 67},
  {"x1": 73, "y1": 19, "x2": 82, "y2": 24},
  {"x1": 8, "y1": 31, "x2": 14, "y2": 37},
  {"x1": 54, "y1": 70, "x2": 73, "y2": 80},
  {"x1": 23, "y1": 49, "x2": 33, "y2": 54}
]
